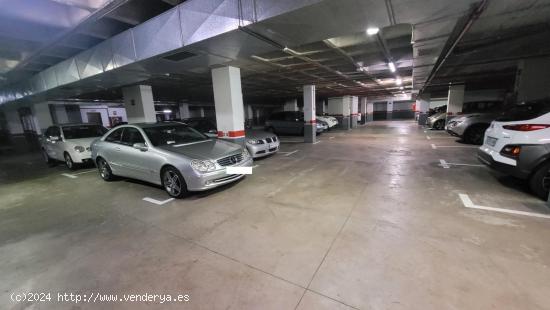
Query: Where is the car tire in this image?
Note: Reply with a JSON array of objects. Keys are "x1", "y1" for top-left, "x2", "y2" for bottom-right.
[
  {"x1": 529, "y1": 161, "x2": 550, "y2": 200},
  {"x1": 42, "y1": 149, "x2": 56, "y2": 167},
  {"x1": 97, "y1": 158, "x2": 115, "y2": 181},
  {"x1": 464, "y1": 124, "x2": 488, "y2": 145},
  {"x1": 433, "y1": 120, "x2": 445, "y2": 130},
  {"x1": 64, "y1": 152, "x2": 77, "y2": 170},
  {"x1": 161, "y1": 166, "x2": 189, "y2": 199}
]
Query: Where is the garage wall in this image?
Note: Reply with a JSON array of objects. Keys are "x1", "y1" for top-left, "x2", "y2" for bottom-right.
[
  {"x1": 373, "y1": 102, "x2": 387, "y2": 120},
  {"x1": 392, "y1": 101, "x2": 415, "y2": 119}
]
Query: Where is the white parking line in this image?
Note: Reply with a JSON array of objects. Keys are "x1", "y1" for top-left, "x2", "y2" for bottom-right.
[
  {"x1": 439, "y1": 159, "x2": 485, "y2": 168},
  {"x1": 329, "y1": 136, "x2": 335, "y2": 140},
  {"x1": 458, "y1": 193, "x2": 550, "y2": 219},
  {"x1": 439, "y1": 159, "x2": 450, "y2": 169},
  {"x1": 426, "y1": 136, "x2": 431, "y2": 140},
  {"x1": 61, "y1": 173, "x2": 78, "y2": 179},
  {"x1": 433, "y1": 145, "x2": 478, "y2": 148},
  {"x1": 73, "y1": 169, "x2": 95, "y2": 175},
  {"x1": 313, "y1": 141, "x2": 322, "y2": 145},
  {"x1": 279, "y1": 150, "x2": 299, "y2": 156},
  {"x1": 143, "y1": 197, "x2": 174, "y2": 206},
  {"x1": 252, "y1": 165, "x2": 260, "y2": 168},
  {"x1": 431, "y1": 144, "x2": 437, "y2": 149},
  {"x1": 61, "y1": 169, "x2": 95, "y2": 178}
]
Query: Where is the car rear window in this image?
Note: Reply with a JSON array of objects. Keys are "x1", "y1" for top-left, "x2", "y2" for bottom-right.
[{"x1": 496, "y1": 100, "x2": 550, "y2": 122}]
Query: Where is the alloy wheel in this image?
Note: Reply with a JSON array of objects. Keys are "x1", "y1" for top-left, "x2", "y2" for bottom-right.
[
  {"x1": 99, "y1": 160, "x2": 108, "y2": 179},
  {"x1": 65, "y1": 154, "x2": 73, "y2": 169},
  {"x1": 164, "y1": 170, "x2": 181, "y2": 197}
]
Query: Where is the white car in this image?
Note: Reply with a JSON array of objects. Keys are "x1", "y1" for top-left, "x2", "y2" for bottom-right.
[
  {"x1": 478, "y1": 100, "x2": 550, "y2": 199},
  {"x1": 41, "y1": 123, "x2": 108, "y2": 169},
  {"x1": 316, "y1": 115, "x2": 338, "y2": 129}
]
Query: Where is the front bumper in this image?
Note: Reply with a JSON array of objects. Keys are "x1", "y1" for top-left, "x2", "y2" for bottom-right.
[
  {"x1": 70, "y1": 150, "x2": 93, "y2": 163},
  {"x1": 477, "y1": 149, "x2": 528, "y2": 179},
  {"x1": 247, "y1": 141, "x2": 280, "y2": 158},
  {"x1": 186, "y1": 157, "x2": 253, "y2": 191}
]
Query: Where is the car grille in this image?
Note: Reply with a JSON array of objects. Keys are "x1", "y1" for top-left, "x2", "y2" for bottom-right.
[
  {"x1": 217, "y1": 153, "x2": 243, "y2": 166},
  {"x1": 265, "y1": 136, "x2": 277, "y2": 143}
]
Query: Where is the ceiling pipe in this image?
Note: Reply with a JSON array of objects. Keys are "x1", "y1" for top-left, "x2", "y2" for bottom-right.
[{"x1": 420, "y1": 0, "x2": 489, "y2": 94}]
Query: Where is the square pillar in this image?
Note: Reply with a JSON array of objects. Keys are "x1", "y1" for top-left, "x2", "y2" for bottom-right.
[
  {"x1": 359, "y1": 97, "x2": 367, "y2": 125},
  {"x1": 386, "y1": 100, "x2": 394, "y2": 120},
  {"x1": 328, "y1": 96, "x2": 350, "y2": 130},
  {"x1": 284, "y1": 99, "x2": 298, "y2": 111},
  {"x1": 212, "y1": 66, "x2": 245, "y2": 145},
  {"x1": 447, "y1": 84, "x2": 465, "y2": 122},
  {"x1": 350, "y1": 96, "x2": 359, "y2": 128},
  {"x1": 416, "y1": 93, "x2": 430, "y2": 125},
  {"x1": 122, "y1": 85, "x2": 156, "y2": 123},
  {"x1": 179, "y1": 102, "x2": 190, "y2": 119},
  {"x1": 366, "y1": 102, "x2": 374, "y2": 122},
  {"x1": 200, "y1": 107, "x2": 205, "y2": 118},
  {"x1": 303, "y1": 85, "x2": 316, "y2": 143}
]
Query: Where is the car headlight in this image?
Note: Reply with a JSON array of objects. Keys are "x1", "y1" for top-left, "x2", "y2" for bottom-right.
[
  {"x1": 190, "y1": 159, "x2": 216, "y2": 173},
  {"x1": 242, "y1": 148, "x2": 250, "y2": 159},
  {"x1": 74, "y1": 146, "x2": 85, "y2": 153},
  {"x1": 247, "y1": 139, "x2": 261, "y2": 145}
]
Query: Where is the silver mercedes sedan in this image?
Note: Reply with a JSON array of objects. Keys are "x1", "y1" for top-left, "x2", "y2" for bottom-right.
[{"x1": 90, "y1": 122, "x2": 252, "y2": 198}]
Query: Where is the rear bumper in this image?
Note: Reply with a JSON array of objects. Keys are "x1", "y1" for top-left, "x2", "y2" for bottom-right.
[{"x1": 477, "y1": 149, "x2": 529, "y2": 179}]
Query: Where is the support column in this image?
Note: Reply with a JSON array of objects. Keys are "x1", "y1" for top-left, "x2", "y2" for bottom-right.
[
  {"x1": 359, "y1": 97, "x2": 367, "y2": 125},
  {"x1": 366, "y1": 102, "x2": 374, "y2": 122},
  {"x1": 328, "y1": 96, "x2": 350, "y2": 130},
  {"x1": 284, "y1": 99, "x2": 298, "y2": 111},
  {"x1": 122, "y1": 85, "x2": 156, "y2": 123},
  {"x1": 255, "y1": 108, "x2": 261, "y2": 126},
  {"x1": 446, "y1": 84, "x2": 465, "y2": 122},
  {"x1": 303, "y1": 85, "x2": 316, "y2": 143},
  {"x1": 416, "y1": 93, "x2": 430, "y2": 125},
  {"x1": 316, "y1": 100, "x2": 325, "y2": 115},
  {"x1": 199, "y1": 107, "x2": 205, "y2": 118},
  {"x1": 386, "y1": 100, "x2": 394, "y2": 120},
  {"x1": 245, "y1": 104, "x2": 253, "y2": 127},
  {"x1": 350, "y1": 96, "x2": 358, "y2": 128},
  {"x1": 515, "y1": 57, "x2": 550, "y2": 102},
  {"x1": 211, "y1": 66, "x2": 245, "y2": 145},
  {"x1": 31, "y1": 103, "x2": 54, "y2": 134},
  {"x1": 179, "y1": 102, "x2": 190, "y2": 119}
]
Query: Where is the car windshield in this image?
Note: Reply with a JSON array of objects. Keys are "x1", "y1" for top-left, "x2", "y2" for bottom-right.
[
  {"x1": 143, "y1": 124, "x2": 209, "y2": 146},
  {"x1": 62, "y1": 125, "x2": 108, "y2": 139},
  {"x1": 496, "y1": 100, "x2": 550, "y2": 122}
]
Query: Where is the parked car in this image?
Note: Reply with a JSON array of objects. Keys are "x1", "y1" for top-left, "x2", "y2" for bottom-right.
[
  {"x1": 446, "y1": 101, "x2": 504, "y2": 144},
  {"x1": 427, "y1": 111, "x2": 446, "y2": 130},
  {"x1": 41, "y1": 123, "x2": 108, "y2": 169},
  {"x1": 427, "y1": 105, "x2": 446, "y2": 117},
  {"x1": 316, "y1": 115, "x2": 338, "y2": 129},
  {"x1": 90, "y1": 122, "x2": 252, "y2": 198},
  {"x1": 182, "y1": 117, "x2": 280, "y2": 158},
  {"x1": 265, "y1": 111, "x2": 324, "y2": 135},
  {"x1": 477, "y1": 99, "x2": 550, "y2": 199},
  {"x1": 246, "y1": 130, "x2": 280, "y2": 158}
]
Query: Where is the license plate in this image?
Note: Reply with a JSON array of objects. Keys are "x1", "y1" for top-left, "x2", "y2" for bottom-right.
[{"x1": 486, "y1": 136, "x2": 497, "y2": 147}]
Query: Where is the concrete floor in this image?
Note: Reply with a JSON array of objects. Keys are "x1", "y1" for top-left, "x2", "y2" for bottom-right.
[{"x1": 1, "y1": 120, "x2": 549, "y2": 310}]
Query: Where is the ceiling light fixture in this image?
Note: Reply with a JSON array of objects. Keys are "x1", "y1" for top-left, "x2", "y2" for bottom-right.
[
  {"x1": 366, "y1": 27, "x2": 380, "y2": 35},
  {"x1": 163, "y1": 109, "x2": 172, "y2": 113},
  {"x1": 388, "y1": 62, "x2": 396, "y2": 72},
  {"x1": 395, "y1": 78, "x2": 402, "y2": 85}
]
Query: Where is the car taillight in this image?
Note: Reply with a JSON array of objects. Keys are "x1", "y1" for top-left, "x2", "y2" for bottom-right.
[
  {"x1": 502, "y1": 124, "x2": 550, "y2": 131},
  {"x1": 500, "y1": 145, "x2": 521, "y2": 158}
]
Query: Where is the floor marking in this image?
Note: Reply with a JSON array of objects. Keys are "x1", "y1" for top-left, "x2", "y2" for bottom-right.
[
  {"x1": 431, "y1": 144, "x2": 437, "y2": 149},
  {"x1": 439, "y1": 159, "x2": 450, "y2": 169},
  {"x1": 281, "y1": 150, "x2": 299, "y2": 157},
  {"x1": 329, "y1": 136, "x2": 335, "y2": 140},
  {"x1": 426, "y1": 136, "x2": 431, "y2": 140},
  {"x1": 446, "y1": 162, "x2": 485, "y2": 167},
  {"x1": 458, "y1": 193, "x2": 550, "y2": 219},
  {"x1": 73, "y1": 169, "x2": 95, "y2": 175},
  {"x1": 142, "y1": 197, "x2": 175, "y2": 206},
  {"x1": 313, "y1": 141, "x2": 322, "y2": 145},
  {"x1": 61, "y1": 173, "x2": 78, "y2": 179},
  {"x1": 433, "y1": 145, "x2": 478, "y2": 148}
]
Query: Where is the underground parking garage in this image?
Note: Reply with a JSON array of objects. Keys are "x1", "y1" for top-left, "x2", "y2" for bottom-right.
[{"x1": 1, "y1": 0, "x2": 550, "y2": 309}]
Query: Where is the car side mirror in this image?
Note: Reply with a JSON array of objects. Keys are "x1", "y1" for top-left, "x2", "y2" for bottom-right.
[{"x1": 133, "y1": 143, "x2": 148, "y2": 151}]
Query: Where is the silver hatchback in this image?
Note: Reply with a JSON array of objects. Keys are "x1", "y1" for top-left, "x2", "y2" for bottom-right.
[{"x1": 91, "y1": 122, "x2": 252, "y2": 198}]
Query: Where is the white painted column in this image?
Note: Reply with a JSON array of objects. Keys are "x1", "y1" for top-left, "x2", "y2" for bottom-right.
[
  {"x1": 359, "y1": 97, "x2": 367, "y2": 124},
  {"x1": 366, "y1": 101, "x2": 374, "y2": 122},
  {"x1": 447, "y1": 84, "x2": 465, "y2": 121},
  {"x1": 122, "y1": 85, "x2": 156, "y2": 123},
  {"x1": 303, "y1": 85, "x2": 316, "y2": 143},
  {"x1": 350, "y1": 96, "x2": 359, "y2": 128},
  {"x1": 211, "y1": 66, "x2": 245, "y2": 145},
  {"x1": 179, "y1": 102, "x2": 190, "y2": 119},
  {"x1": 328, "y1": 96, "x2": 351, "y2": 129},
  {"x1": 416, "y1": 93, "x2": 430, "y2": 125},
  {"x1": 245, "y1": 104, "x2": 253, "y2": 127},
  {"x1": 284, "y1": 99, "x2": 298, "y2": 111},
  {"x1": 200, "y1": 107, "x2": 205, "y2": 118},
  {"x1": 31, "y1": 103, "x2": 54, "y2": 134},
  {"x1": 386, "y1": 100, "x2": 394, "y2": 120}
]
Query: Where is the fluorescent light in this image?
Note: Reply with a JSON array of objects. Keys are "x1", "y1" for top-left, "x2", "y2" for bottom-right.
[
  {"x1": 399, "y1": 86, "x2": 404, "y2": 90},
  {"x1": 388, "y1": 62, "x2": 396, "y2": 72},
  {"x1": 395, "y1": 78, "x2": 402, "y2": 85},
  {"x1": 366, "y1": 27, "x2": 379, "y2": 35},
  {"x1": 163, "y1": 109, "x2": 172, "y2": 113}
]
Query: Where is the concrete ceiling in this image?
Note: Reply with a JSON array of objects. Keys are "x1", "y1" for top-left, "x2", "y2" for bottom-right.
[{"x1": 0, "y1": 0, "x2": 549, "y2": 106}]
